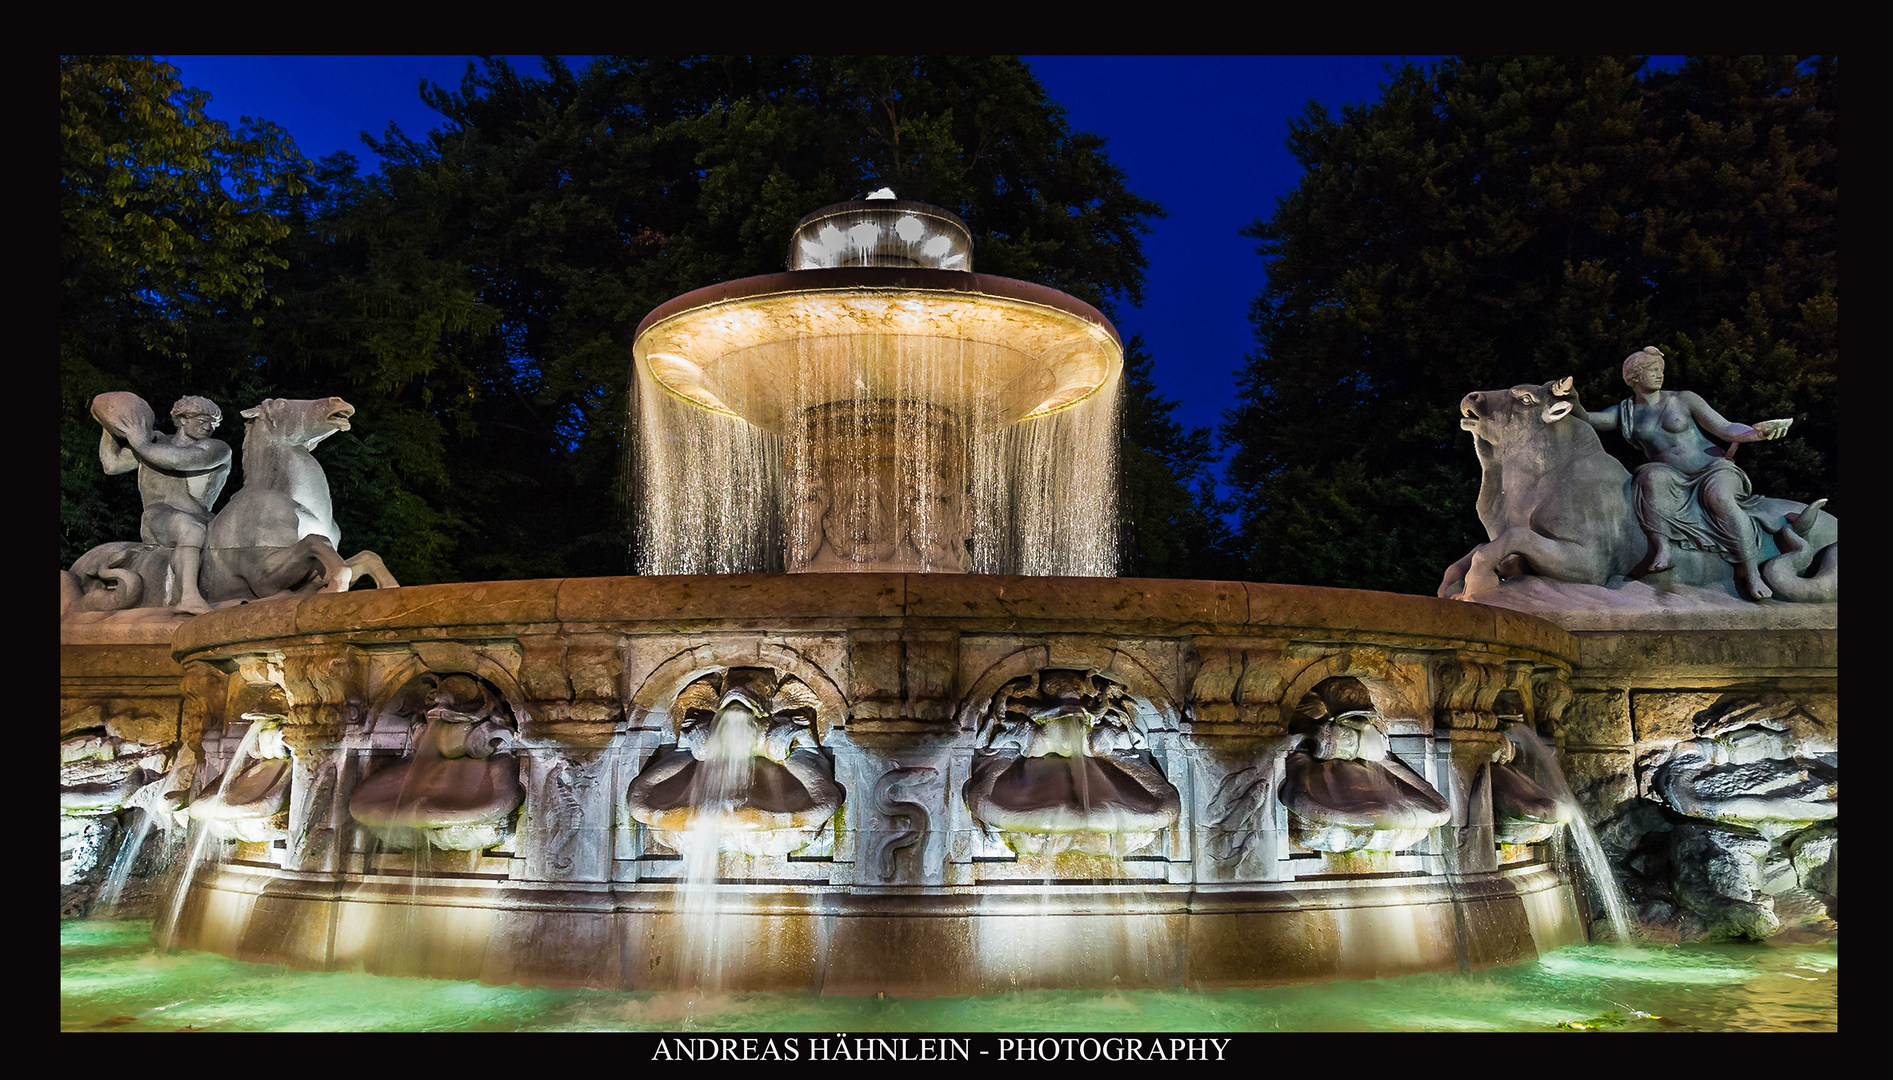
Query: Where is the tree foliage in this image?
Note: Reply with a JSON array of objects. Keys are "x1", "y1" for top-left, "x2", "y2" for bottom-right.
[
  {"x1": 1118, "y1": 336, "x2": 1239, "y2": 579},
  {"x1": 1225, "y1": 55, "x2": 1838, "y2": 594},
  {"x1": 60, "y1": 55, "x2": 305, "y2": 563},
  {"x1": 62, "y1": 56, "x2": 1217, "y2": 584}
]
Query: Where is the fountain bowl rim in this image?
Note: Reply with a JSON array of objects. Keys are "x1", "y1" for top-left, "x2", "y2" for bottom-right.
[
  {"x1": 633, "y1": 267, "x2": 1122, "y2": 348},
  {"x1": 790, "y1": 197, "x2": 973, "y2": 235}
]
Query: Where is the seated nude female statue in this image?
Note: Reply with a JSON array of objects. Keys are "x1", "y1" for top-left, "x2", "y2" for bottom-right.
[{"x1": 1567, "y1": 347, "x2": 1795, "y2": 599}]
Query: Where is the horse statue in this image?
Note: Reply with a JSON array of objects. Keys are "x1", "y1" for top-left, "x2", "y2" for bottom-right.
[{"x1": 61, "y1": 394, "x2": 398, "y2": 617}]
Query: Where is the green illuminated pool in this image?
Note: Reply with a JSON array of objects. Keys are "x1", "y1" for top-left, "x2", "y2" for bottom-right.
[{"x1": 60, "y1": 919, "x2": 1835, "y2": 1033}]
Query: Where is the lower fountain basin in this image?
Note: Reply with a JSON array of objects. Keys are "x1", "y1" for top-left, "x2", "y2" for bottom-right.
[
  {"x1": 161, "y1": 573, "x2": 1583, "y2": 991},
  {"x1": 172, "y1": 860, "x2": 1577, "y2": 993}
]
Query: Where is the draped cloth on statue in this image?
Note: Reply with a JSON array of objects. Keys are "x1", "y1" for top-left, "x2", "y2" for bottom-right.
[{"x1": 1623, "y1": 397, "x2": 1766, "y2": 566}]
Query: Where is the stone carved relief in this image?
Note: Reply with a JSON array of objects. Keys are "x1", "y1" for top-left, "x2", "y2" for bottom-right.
[
  {"x1": 348, "y1": 673, "x2": 523, "y2": 852},
  {"x1": 1204, "y1": 747, "x2": 1288, "y2": 865},
  {"x1": 1529, "y1": 668, "x2": 1575, "y2": 739},
  {"x1": 962, "y1": 669, "x2": 1181, "y2": 856},
  {"x1": 1186, "y1": 644, "x2": 1287, "y2": 730},
  {"x1": 789, "y1": 400, "x2": 969, "y2": 573},
  {"x1": 1277, "y1": 677, "x2": 1448, "y2": 853},
  {"x1": 865, "y1": 764, "x2": 941, "y2": 883},
  {"x1": 625, "y1": 668, "x2": 843, "y2": 858},
  {"x1": 1432, "y1": 657, "x2": 1519, "y2": 731},
  {"x1": 62, "y1": 392, "x2": 399, "y2": 619},
  {"x1": 1626, "y1": 695, "x2": 1837, "y2": 940},
  {"x1": 544, "y1": 756, "x2": 608, "y2": 876}
]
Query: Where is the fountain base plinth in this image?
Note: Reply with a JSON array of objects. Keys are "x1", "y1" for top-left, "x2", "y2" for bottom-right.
[
  {"x1": 790, "y1": 399, "x2": 968, "y2": 573},
  {"x1": 171, "y1": 861, "x2": 1576, "y2": 993}
]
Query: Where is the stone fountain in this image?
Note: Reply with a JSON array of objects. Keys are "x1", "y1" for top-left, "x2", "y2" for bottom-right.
[
  {"x1": 63, "y1": 195, "x2": 1633, "y2": 993},
  {"x1": 635, "y1": 194, "x2": 1119, "y2": 577}
]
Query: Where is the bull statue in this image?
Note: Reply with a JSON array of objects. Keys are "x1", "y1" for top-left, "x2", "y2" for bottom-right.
[
  {"x1": 62, "y1": 393, "x2": 398, "y2": 617},
  {"x1": 1441, "y1": 360, "x2": 1836, "y2": 605}
]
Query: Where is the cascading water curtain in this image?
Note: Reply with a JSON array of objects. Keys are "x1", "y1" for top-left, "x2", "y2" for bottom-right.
[
  {"x1": 973, "y1": 381, "x2": 1121, "y2": 577},
  {"x1": 635, "y1": 333, "x2": 1118, "y2": 578},
  {"x1": 634, "y1": 365, "x2": 782, "y2": 575}
]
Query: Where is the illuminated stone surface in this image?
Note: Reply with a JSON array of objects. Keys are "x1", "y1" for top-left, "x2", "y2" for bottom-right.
[{"x1": 124, "y1": 575, "x2": 1596, "y2": 991}]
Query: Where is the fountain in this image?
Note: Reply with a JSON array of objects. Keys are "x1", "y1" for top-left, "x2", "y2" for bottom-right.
[
  {"x1": 635, "y1": 194, "x2": 1119, "y2": 577},
  {"x1": 65, "y1": 194, "x2": 1638, "y2": 997}
]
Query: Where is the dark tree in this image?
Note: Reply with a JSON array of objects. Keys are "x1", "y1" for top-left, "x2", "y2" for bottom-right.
[
  {"x1": 1118, "y1": 336, "x2": 1238, "y2": 579},
  {"x1": 60, "y1": 55, "x2": 304, "y2": 564},
  {"x1": 319, "y1": 55, "x2": 1173, "y2": 580},
  {"x1": 1224, "y1": 55, "x2": 1838, "y2": 594}
]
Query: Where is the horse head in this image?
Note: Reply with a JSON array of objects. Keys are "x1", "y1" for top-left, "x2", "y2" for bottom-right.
[{"x1": 240, "y1": 397, "x2": 355, "y2": 451}]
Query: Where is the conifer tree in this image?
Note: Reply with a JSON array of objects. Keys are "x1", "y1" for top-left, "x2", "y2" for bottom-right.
[{"x1": 1224, "y1": 55, "x2": 1838, "y2": 594}]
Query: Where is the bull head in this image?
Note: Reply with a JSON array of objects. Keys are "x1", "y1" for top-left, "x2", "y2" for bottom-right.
[
  {"x1": 1508, "y1": 386, "x2": 1572, "y2": 425},
  {"x1": 1461, "y1": 381, "x2": 1577, "y2": 446}
]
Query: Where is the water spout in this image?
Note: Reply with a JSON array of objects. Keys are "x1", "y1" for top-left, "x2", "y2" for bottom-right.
[
  {"x1": 158, "y1": 718, "x2": 269, "y2": 949},
  {"x1": 1508, "y1": 726, "x2": 1635, "y2": 944}
]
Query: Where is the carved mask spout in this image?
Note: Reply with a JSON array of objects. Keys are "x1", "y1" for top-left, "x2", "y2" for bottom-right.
[
  {"x1": 185, "y1": 713, "x2": 293, "y2": 844},
  {"x1": 626, "y1": 670, "x2": 842, "y2": 858},
  {"x1": 1490, "y1": 728, "x2": 1573, "y2": 845},
  {"x1": 963, "y1": 670, "x2": 1181, "y2": 857},
  {"x1": 1280, "y1": 712, "x2": 1450, "y2": 853},
  {"x1": 348, "y1": 675, "x2": 524, "y2": 852}
]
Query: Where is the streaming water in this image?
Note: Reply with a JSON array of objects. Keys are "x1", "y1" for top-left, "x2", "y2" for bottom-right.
[
  {"x1": 61, "y1": 918, "x2": 1836, "y2": 1032},
  {"x1": 1508, "y1": 727, "x2": 1636, "y2": 944},
  {"x1": 95, "y1": 807, "x2": 157, "y2": 915},
  {"x1": 677, "y1": 708, "x2": 762, "y2": 995},
  {"x1": 635, "y1": 335, "x2": 1117, "y2": 577},
  {"x1": 157, "y1": 720, "x2": 267, "y2": 949}
]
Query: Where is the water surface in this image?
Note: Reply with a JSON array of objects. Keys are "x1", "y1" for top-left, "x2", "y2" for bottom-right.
[{"x1": 61, "y1": 919, "x2": 1835, "y2": 1033}]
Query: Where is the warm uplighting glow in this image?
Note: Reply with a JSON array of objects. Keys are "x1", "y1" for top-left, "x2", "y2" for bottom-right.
[
  {"x1": 635, "y1": 285, "x2": 1121, "y2": 432},
  {"x1": 645, "y1": 353, "x2": 740, "y2": 417}
]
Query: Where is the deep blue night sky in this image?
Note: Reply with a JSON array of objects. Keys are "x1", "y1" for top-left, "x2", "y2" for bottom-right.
[{"x1": 161, "y1": 55, "x2": 1421, "y2": 443}]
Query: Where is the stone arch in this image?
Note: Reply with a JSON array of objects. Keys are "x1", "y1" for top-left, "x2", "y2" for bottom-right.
[
  {"x1": 955, "y1": 641, "x2": 1182, "y2": 738},
  {"x1": 627, "y1": 640, "x2": 847, "y2": 741},
  {"x1": 361, "y1": 644, "x2": 534, "y2": 737},
  {"x1": 1274, "y1": 652, "x2": 1430, "y2": 734}
]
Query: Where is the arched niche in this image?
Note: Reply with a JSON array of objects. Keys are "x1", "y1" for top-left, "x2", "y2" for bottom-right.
[
  {"x1": 626, "y1": 641, "x2": 847, "y2": 740},
  {"x1": 955, "y1": 642, "x2": 1181, "y2": 738}
]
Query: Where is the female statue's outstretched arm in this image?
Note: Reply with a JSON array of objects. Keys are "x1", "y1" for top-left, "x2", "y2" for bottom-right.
[{"x1": 1680, "y1": 391, "x2": 1791, "y2": 446}]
